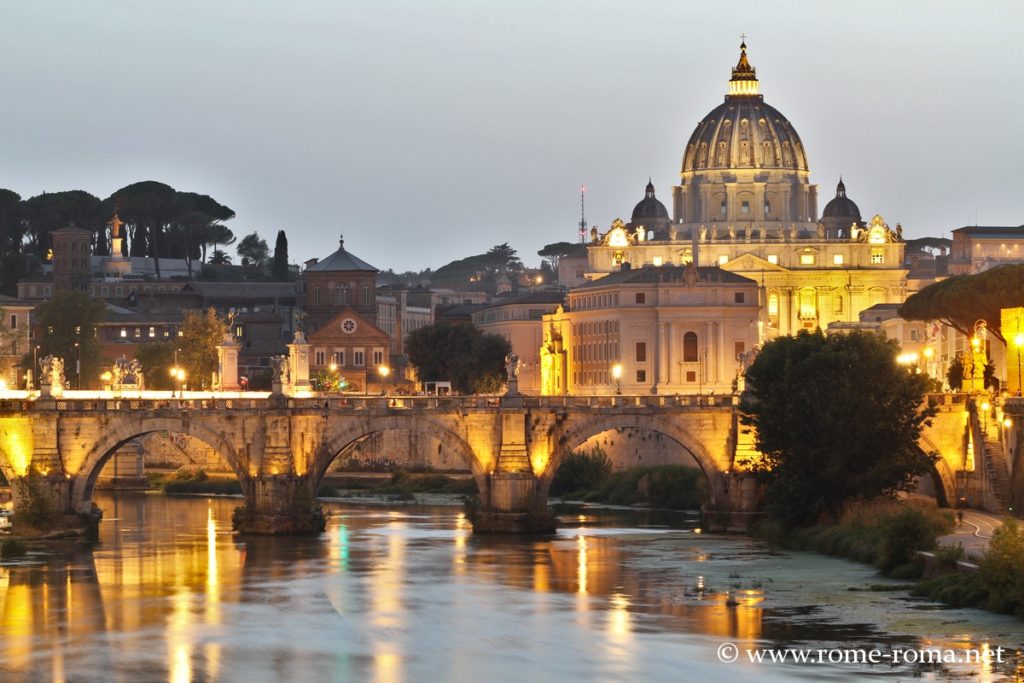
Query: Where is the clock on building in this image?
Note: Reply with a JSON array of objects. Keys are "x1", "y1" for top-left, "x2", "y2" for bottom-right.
[{"x1": 341, "y1": 318, "x2": 357, "y2": 334}]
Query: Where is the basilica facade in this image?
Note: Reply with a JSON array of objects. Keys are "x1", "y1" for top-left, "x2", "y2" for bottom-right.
[
  {"x1": 584, "y1": 42, "x2": 907, "y2": 342},
  {"x1": 542, "y1": 43, "x2": 908, "y2": 395}
]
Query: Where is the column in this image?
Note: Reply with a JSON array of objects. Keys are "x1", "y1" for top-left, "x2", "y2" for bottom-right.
[{"x1": 657, "y1": 321, "x2": 669, "y2": 386}]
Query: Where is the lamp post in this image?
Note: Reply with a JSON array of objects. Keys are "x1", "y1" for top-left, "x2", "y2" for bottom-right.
[
  {"x1": 31, "y1": 344, "x2": 39, "y2": 390},
  {"x1": 612, "y1": 363, "x2": 622, "y2": 395},
  {"x1": 329, "y1": 362, "x2": 338, "y2": 393},
  {"x1": 379, "y1": 365, "x2": 390, "y2": 395}
]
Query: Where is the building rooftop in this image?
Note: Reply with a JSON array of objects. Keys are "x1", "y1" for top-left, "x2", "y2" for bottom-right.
[
  {"x1": 575, "y1": 265, "x2": 755, "y2": 289},
  {"x1": 305, "y1": 236, "x2": 377, "y2": 273}
]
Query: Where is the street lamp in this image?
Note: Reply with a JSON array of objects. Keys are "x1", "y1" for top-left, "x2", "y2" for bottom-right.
[
  {"x1": 612, "y1": 363, "x2": 623, "y2": 395},
  {"x1": 170, "y1": 366, "x2": 185, "y2": 398},
  {"x1": 378, "y1": 365, "x2": 391, "y2": 395}
]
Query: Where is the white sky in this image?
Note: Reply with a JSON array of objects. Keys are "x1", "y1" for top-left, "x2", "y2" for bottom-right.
[{"x1": 0, "y1": 1, "x2": 1020, "y2": 271}]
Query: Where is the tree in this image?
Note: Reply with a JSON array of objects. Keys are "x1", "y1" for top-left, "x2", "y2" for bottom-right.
[
  {"x1": 537, "y1": 241, "x2": 584, "y2": 276},
  {"x1": 272, "y1": 230, "x2": 289, "y2": 280},
  {"x1": 740, "y1": 330, "x2": 936, "y2": 527},
  {"x1": 134, "y1": 341, "x2": 177, "y2": 390},
  {"x1": 30, "y1": 291, "x2": 106, "y2": 389},
  {"x1": 947, "y1": 354, "x2": 964, "y2": 391},
  {"x1": 484, "y1": 243, "x2": 522, "y2": 274},
  {"x1": 237, "y1": 232, "x2": 269, "y2": 268},
  {"x1": 208, "y1": 249, "x2": 232, "y2": 265},
  {"x1": 406, "y1": 321, "x2": 511, "y2": 394},
  {"x1": 177, "y1": 308, "x2": 227, "y2": 390},
  {"x1": 203, "y1": 223, "x2": 236, "y2": 263},
  {"x1": 899, "y1": 265, "x2": 1024, "y2": 344}
]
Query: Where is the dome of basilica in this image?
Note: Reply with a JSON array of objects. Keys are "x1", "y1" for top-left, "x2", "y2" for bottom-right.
[{"x1": 681, "y1": 43, "x2": 809, "y2": 174}]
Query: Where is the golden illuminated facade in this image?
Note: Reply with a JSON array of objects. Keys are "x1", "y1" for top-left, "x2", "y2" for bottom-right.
[
  {"x1": 585, "y1": 43, "x2": 908, "y2": 342},
  {"x1": 540, "y1": 265, "x2": 760, "y2": 395}
]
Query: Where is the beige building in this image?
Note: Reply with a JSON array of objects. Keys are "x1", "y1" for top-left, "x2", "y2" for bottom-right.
[
  {"x1": 540, "y1": 265, "x2": 759, "y2": 395},
  {"x1": 471, "y1": 291, "x2": 565, "y2": 394},
  {"x1": 0, "y1": 295, "x2": 33, "y2": 388},
  {"x1": 584, "y1": 43, "x2": 908, "y2": 344},
  {"x1": 376, "y1": 287, "x2": 435, "y2": 356},
  {"x1": 949, "y1": 225, "x2": 1024, "y2": 275}
]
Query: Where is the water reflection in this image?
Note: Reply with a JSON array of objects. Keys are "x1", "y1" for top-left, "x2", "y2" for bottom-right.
[{"x1": 0, "y1": 493, "x2": 1021, "y2": 682}]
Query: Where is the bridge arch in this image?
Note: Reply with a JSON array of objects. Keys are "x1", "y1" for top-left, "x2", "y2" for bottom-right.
[
  {"x1": 919, "y1": 435, "x2": 956, "y2": 508},
  {"x1": 546, "y1": 413, "x2": 728, "y2": 505},
  {"x1": 71, "y1": 416, "x2": 249, "y2": 513},
  {"x1": 310, "y1": 415, "x2": 487, "y2": 495}
]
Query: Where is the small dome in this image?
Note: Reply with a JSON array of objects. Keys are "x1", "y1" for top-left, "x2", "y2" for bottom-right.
[
  {"x1": 822, "y1": 178, "x2": 861, "y2": 220},
  {"x1": 631, "y1": 180, "x2": 669, "y2": 222}
]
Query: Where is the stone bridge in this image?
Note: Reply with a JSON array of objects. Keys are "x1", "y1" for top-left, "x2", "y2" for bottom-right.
[{"x1": 0, "y1": 392, "x2": 994, "y2": 534}]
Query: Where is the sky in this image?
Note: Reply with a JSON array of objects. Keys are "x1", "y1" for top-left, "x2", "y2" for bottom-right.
[{"x1": 0, "y1": 1, "x2": 1020, "y2": 273}]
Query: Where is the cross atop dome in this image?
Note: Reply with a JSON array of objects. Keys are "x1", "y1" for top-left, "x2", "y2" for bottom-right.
[{"x1": 728, "y1": 39, "x2": 760, "y2": 98}]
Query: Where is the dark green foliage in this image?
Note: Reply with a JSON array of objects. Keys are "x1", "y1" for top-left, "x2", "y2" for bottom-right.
[
  {"x1": 0, "y1": 539, "x2": 27, "y2": 559},
  {"x1": 21, "y1": 190, "x2": 104, "y2": 260},
  {"x1": 272, "y1": 230, "x2": 289, "y2": 280},
  {"x1": 741, "y1": 330, "x2": 936, "y2": 527},
  {"x1": 537, "y1": 241, "x2": 585, "y2": 275},
  {"x1": 979, "y1": 519, "x2": 1024, "y2": 616},
  {"x1": 586, "y1": 466, "x2": 706, "y2": 510},
  {"x1": 877, "y1": 507, "x2": 938, "y2": 573},
  {"x1": 751, "y1": 498, "x2": 951, "y2": 574},
  {"x1": 178, "y1": 308, "x2": 228, "y2": 390},
  {"x1": 30, "y1": 291, "x2": 106, "y2": 389},
  {"x1": 899, "y1": 264, "x2": 1024, "y2": 343},
  {"x1": 933, "y1": 543, "x2": 966, "y2": 571},
  {"x1": 237, "y1": 232, "x2": 269, "y2": 267},
  {"x1": 406, "y1": 321, "x2": 511, "y2": 394},
  {"x1": 947, "y1": 355, "x2": 964, "y2": 391},
  {"x1": 134, "y1": 341, "x2": 177, "y2": 390},
  {"x1": 912, "y1": 572, "x2": 989, "y2": 609},
  {"x1": 12, "y1": 473, "x2": 59, "y2": 530},
  {"x1": 550, "y1": 448, "x2": 612, "y2": 497}
]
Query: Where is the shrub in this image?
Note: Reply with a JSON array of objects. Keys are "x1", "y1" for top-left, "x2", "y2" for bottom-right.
[
  {"x1": 550, "y1": 448, "x2": 612, "y2": 497},
  {"x1": 933, "y1": 543, "x2": 966, "y2": 572},
  {"x1": 877, "y1": 507, "x2": 937, "y2": 573},
  {"x1": 979, "y1": 519, "x2": 1024, "y2": 616},
  {"x1": 12, "y1": 473, "x2": 59, "y2": 531},
  {"x1": 0, "y1": 539, "x2": 26, "y2": 559}
]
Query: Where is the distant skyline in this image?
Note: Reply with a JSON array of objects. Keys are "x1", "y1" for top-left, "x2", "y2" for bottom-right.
[{"x1": 1, "y1": 1, "x2": 1020, "y2": 272}]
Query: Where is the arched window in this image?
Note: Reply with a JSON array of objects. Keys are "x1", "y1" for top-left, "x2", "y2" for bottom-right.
[
  {"x1": 683, "y1": 332, "x2": 699, "y2": 362},
  {"x1": 799, "y1": 289, "x2": 816, "y2": 318},
  {"x1": 768, "y1": 293, "x2": 779, "y2": 316}
]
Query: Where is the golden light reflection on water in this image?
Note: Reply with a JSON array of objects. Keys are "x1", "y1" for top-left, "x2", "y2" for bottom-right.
[{"x1": 1, "y1": 495, "x2": 1021, "y2": 682}]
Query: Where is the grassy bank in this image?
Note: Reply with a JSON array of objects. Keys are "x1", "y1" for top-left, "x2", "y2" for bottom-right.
[
  {"x1": 550, "y1": 449, "x2": 705, "y2": 510},
  {"x1": 752, "y1": 497, "x2": 954, "y2": 579},
  {"x1": 912, "y1": 519, "x2": 1024, "y2": 618},
  {"x1": 319, "y1": 472, "x2": 477, "y2": 498}
]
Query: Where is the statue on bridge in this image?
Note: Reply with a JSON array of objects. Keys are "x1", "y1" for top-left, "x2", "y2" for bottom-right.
[
  {"x1": 504, "y1": 353, "x2": 521, "y2": 397},
  {"x1": 39, "y1": 355, "x2": 66, "y2": 394},
  {"x1": 271, "y1": 355, "x2": 290, "y2": 385}
]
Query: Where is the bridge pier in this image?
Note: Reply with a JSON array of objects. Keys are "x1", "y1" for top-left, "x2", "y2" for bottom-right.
[
  {"x1": 232, "y1": 474, "x2": 326, "y2": 535},
  {"x1": 470, "y1": 472, "x2": 556, "y2": 534},
  {"x1": 9, "y1": 472, "x2": 102, "y2": 539}
]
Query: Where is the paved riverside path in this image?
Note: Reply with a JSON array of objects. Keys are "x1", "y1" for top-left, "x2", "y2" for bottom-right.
[{"x1": 937, "y1": 509, "x2": 1014, "y2": 560}]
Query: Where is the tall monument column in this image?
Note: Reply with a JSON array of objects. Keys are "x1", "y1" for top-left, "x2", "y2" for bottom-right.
[{"x1": 287, "y1": 329, "x2": 312, "y2": 396}]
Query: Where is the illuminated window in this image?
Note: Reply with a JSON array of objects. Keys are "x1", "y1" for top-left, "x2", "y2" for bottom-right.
[
  {"x1": 799, "y1": 253, "x2": 815, "y2": 265},
  {"x1": 768, "y1": 293, "x2": 779, "y2": 315},
  {"x1": 148, "y1": 326, "x2": 155, "y2": 338},
  {"x1": 683, "y1": 332, "x2": 698, "y2": 362},
  {"x1": 767, "y1": 254, "x2": 778, "y2": 265},
  {"x1": 134, "y1": 327, "x2": 141, "y2": 338},
  {"x1": 764, "y1": 200, "x2": 772, "y2": 215},
  {"x1": 799, "y1": 290, "x2": 816, "y2": 318},
  {"x1": 652, "y1": 256, "x2": 663, "y2": 267},
  {"x1": 720, "y1": 200, "x2": 727, "y2": 216},
  {"x1": 871, "y1": 248, "x2": 885, "y2": 264},
  {"x1": 718, "y1": 254, "x2": 729, "y2": 265},
  {"x1": 833, "y1": 253, "x2": 844, "y2": 265},
  {"x1": 120, "y1": 328, "x2": 127, "y2": 338}
]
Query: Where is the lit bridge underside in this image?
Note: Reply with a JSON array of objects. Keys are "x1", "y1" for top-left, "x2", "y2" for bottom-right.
[{"x1": 0, "y1": 392, "x2": 994, "y2": 534}]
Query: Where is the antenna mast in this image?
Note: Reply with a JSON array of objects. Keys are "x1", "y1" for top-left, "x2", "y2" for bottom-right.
[{"x1": 578, "y1": 185, "x2": 588, "y2": 243}]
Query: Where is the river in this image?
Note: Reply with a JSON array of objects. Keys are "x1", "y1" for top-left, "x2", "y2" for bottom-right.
[{"x1": 0, "y1": 492, "x2": 1022, "y2": 682}]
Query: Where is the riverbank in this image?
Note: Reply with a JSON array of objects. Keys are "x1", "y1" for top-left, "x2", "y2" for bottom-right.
[
  {"x1": 752, "y1": 497, "x2": 1024, "y2": 620},
  {"x1": 147, "y1": 470, "x2": 477, "y2": 499}
]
